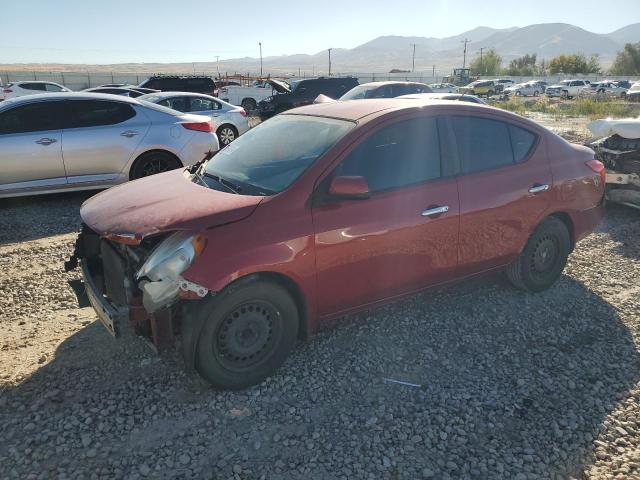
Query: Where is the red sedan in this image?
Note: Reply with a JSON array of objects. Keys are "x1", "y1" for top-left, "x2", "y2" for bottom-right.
[{"x1": 68, "y1": 99, "x2": 605, "y2": 389}]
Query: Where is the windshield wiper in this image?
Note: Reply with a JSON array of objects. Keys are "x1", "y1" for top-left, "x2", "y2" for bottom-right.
[{"x1": 203, "y1": 172, "x2": 241, "y2": 194}]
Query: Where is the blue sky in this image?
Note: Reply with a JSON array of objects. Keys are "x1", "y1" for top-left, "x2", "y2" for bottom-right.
[{"x1": 0, "y1": 0, "x2": 636, "y2": 64}]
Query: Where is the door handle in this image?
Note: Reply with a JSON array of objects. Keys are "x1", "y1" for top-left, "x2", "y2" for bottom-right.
[
  {"x1": 528, "y1": 184, "x2": 549, "y2": 194},
  {"x1": 35, "y1": 137, "x2": 57, "y2": 145},
  {"x1": 421, "y1": 205, "x2": 449, "y2": 217},
  {"x1": 120, "y1": 130, "x2": 139, "y2": 138}
]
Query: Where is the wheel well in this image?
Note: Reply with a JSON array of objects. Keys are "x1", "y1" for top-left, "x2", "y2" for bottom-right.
[
  {"x1": 223, "y1": 272, "x2": 310, "y2": 341},
  {"x1": 549, "y1": 212, "x2": 575, "y2": 252},
  {"x1": 129, "y1": 149, "x2": 182, "y2": 180},
  {"x1": 241, "y1": 97, "x2": 256, "y2": 106}
]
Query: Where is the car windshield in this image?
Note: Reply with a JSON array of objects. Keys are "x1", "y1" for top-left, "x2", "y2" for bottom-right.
[
  {"x1": 203, "y1": 115, "x2": 354, "y2": 195},
  {"x1": 340, "y1": 85, "x2": 377, "y2": 100}
]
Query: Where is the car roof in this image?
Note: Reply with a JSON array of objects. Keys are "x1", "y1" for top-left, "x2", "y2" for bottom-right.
[
  {"x1": 0, "y1": 92, "x2": 141, "y2": 107},
  {"x1": 357, "y1": 81, "x2": 427, "y2": 87},
  {"x1": 138, "y1": 91, "x2": 217, "y2": 99},
  {"x1": 285, "y1": 98, "x2": 496, "y2": 121},
  {"x1": 12, "y1": 80, "x2": 62, "y2": 85}
]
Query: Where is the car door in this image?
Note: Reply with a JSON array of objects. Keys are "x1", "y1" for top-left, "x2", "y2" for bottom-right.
[
  {"x1": 449, "y1": 113, "x2": 552, "y2": 275},
  {"x1": 312, "y1": 114, "x2": 460, "y2": 317},
  {"x1": 0, "y1": 100, "x2": 67, "y2": 194},
  {"x1": 61, "y1": 99, "x2": 150, "y2": 183}
]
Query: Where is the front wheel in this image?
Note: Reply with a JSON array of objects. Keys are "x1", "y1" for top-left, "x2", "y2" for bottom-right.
[
  {"x1": 217, "y1": 125, "x2": 238, "y2": 146},
  {"x1": 505, "y1": 217, "x2": 570, "y2": 292},
  {"x1": 195, "y1": 280, "x2": 299, "y2": 389}
]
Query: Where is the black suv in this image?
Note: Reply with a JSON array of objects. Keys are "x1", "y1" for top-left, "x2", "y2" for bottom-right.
[
  {"x1": 257, "y1": 77, "x2": 359, "y2": 118},
  {"x1": 138, "y1": 75, "x2": 216, "y2": 96}
]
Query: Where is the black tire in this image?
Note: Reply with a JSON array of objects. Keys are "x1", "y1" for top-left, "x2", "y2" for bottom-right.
[
  {"x1": 515, "y1": 90, "x2": 522, "y2": 96},
  {"x1": 241, "y1": 98, "x2": 257, "y2": 113},
  {"x1": 506, "y1": 217, "x2": 570, "y2": 292},
  {"x1": 130, "y1": 151, "x2": 181, "y2": 180},
  {"x1": 487, "y1": 90, "x2": 495, "y2": 97},
  {"x1": 217, "y1": 125, "x2": 238, "y2": 146},
  {"x1": 533, "y1": 90, "x2": 539, "y2": 97},
  {"x1": 195, "y1": 280, "x2": 299, "y2": 390}
]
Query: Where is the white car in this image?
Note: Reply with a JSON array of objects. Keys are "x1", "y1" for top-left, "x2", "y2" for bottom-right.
[
  {"x1": 0, "y1": 93, "x2": 218, "y2": 198},
  {"x1": 218, "y1": 80, "x2": 284, "y2": 112},
  {"x1": 2, "y1": 81, "x2": 71, "y2": 100},
  {"x1": 140, "y1": 92, "x2": 250, "y2": 146},
  {"x1": 545, "y1": 79, "x2": 589, "y2": 98},
  {"x1": 504, "y1": 81, "x2": 542, "y2": 97},
  {"x1": 590, "y1": 81, "x2": 628, "y2": 98},
  {"x1": 428, "y1": 83, "x2": 458, "y2": 93}
]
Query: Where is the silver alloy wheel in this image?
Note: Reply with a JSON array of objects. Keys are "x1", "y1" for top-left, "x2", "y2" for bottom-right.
[{"x1": 219, "y1": 127, "x2": 236, "y2": 145}]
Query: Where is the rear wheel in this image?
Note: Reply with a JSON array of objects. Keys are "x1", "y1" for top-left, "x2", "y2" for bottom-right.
[
  {"x1": 217, "y1": 125, "x2": 238, "y2": 146},
  {"x1": 130, "y1": 151, "x2": 181, "y2": 180},
  {"x1": 506, "y1": 217, "x2": 570, "y2": 292},
  {"x1": 195, "y1": 281, "x2": 299, "y2": 389},
  {"x1": 533, "y1": 90, "x2": 540, "y2": 97},
  {"x1": 487, "y1": 90, "x2": 495, "y2": 97}
]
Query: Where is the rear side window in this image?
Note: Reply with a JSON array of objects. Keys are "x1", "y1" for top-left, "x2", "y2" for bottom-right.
[
  {"x1": 335, "y1": 116, "x2": 441, "y2": 192},
  {"x1": 21, "y1": 83, "x2": 47, "y2": 91},
  {"x1": 450, "y1": 116, "x2": 537, "y2": 173},
  {"x1": 45, "y1": 83, "x2": 64, "y2": 92},
  {"x1": 189, "y1": 97, "x2": 220, "y2": 111},
  {"x1": 67, "y1": 100, "x2": 136, "y2": 128},
  {"x1": 185, "y1": 78, "x2": 214, "y2": 91},
  {"x1": 0, "y1": 102, "x2": 63, "y2": 134},
  {"x1": 509, "y1": 125, "x2": 536, "y2": 162},
  {"x1": 158, "y1": 97, "x2": 188, "y2": 112}
]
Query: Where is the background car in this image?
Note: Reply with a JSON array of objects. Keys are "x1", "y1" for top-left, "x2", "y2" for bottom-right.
[
  {"x1": 458, "y1": 80, "x2": 497, "y2": 97},
  {"x1": 257, "y1": 76, "x2": 359, "y2": 118},
  {"x1": 138, "y1": 75, "x2": 216, "y2": 96},
  {"x1": 589, "y1": 81, "x2": 628, "y2": 97},
  {"x1": 0, "y1": 93, "x2": 218, "y2": 198},
  {"x1": 2, "y1": 81, "x2": 71, "y2": 100},
  {"x1": 545, "y1": 79, "x2": 589, "y2": 98},
  {"x1": 339, "y1": 81, "x2": 432, "y2": 100},
  {"x1": 504, "y1": 81, "x2": 542, "y2": 97},
  {"x1": 492, "y1": 78, "x2": 515, "y2": 93},
  {"x1": 72, "y1": 98, "x2": 605, "y2": 389},
  {"x1": 140, "y1": 92, "x2": 249, "y2": 146},
  {"x1": 83, "y1": 87, "x2": 146, "y2": 97},
  {"x1": 627, "y1": 81, "x2": 640, "y2": 102},
  {"x1": 398, "y1": 92, "x2": 487, "y2": 104},
  {"x1": 428, "y1": 82, "x2": 458, "y2": 93}
]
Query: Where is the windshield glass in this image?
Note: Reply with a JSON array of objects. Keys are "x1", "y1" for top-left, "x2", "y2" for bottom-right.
[
  {"x1": 340, "y1": 85, "x2": 377, "y2": 100},
  {"x1": 203, "y1": 115, "x2": 354, "y2": 195}
]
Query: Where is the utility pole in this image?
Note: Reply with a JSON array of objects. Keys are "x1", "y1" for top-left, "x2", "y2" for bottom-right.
[
  {"x1": 461, "y1": 38, "x2": 470, "y2": 69},
  {"x1": 215, "y1": 56, "x2": 220, "y2": 77},
  {"x1": 328, "y1": 48, "x2": 332, "y2": 76},
  {"x1": 411, "y1": 43, "x2": 417, "y2": 72},
  {"x1": 259, "y1": 42, "x2": 263, "y2": 77},
  {"x1": 479, "y1": 47, "x2": 485, "y2": 76}
]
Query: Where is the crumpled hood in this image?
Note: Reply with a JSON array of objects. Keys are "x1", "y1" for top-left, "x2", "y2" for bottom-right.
[{"x1": 81, "y1": 169, "x2": 264, "y2": 238}]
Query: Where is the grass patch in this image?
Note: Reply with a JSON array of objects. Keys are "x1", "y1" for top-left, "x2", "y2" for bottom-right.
[{"x1": 492, "y1": 97, "x2": 640, "y2": 119}]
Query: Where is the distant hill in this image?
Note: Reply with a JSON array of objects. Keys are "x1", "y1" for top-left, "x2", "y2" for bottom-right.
[{"x1": 1, "y1": 23, "x2": 637, "y2": 75}]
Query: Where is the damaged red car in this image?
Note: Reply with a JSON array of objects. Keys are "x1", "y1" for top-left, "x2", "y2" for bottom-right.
[{"x1": 67, "y1": 99, "x2": 605, "y2": 389}]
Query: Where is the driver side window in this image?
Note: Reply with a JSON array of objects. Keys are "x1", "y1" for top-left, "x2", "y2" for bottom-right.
[{"x1": 334, "y1": 116, "x2": 441, "y2": 193}]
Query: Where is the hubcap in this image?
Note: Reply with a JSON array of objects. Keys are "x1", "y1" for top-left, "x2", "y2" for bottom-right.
[
  {"x1": 214, "y1": 301, "x2": 279, "y2": 371},
  {"x1": 141, "y1": 157, "x2": 169, "y2": 177},
  {"x1": 219, "y1": 128, "x2": 235, "y2": 145},
  {"x1": 531, "y1": 235, "x2": 558, "y2": 273}
]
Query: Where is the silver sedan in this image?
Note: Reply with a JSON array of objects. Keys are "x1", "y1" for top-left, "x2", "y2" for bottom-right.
[
  {"x1": 139, "y1": 92, "x2": 250, "y2": 146},
  {"x1": 0, "y1": 93, "x2": 218, "y2": 198}
]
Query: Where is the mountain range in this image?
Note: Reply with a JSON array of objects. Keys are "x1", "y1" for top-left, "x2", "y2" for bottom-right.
[{"x1": 2, "y1": 22, "x2": 638, "y2": 75}]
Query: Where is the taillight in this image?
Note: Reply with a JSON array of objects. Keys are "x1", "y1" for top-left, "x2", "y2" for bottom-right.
[
  {"x1": 586, "y1": 159, "x2": 606, "y2": 183},
  {"x1": 181, "y1": 121, "x2": 213, "y2": 133},
  {"x1": 239, "y1": 109, "x2": 248, "y2": 118},
  {"x1": 3, "y1": 89, "x2": 12, "y2": 93}
]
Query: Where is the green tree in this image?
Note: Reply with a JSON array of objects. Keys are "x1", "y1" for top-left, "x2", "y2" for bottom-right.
[
  {"x1": 548, "y1": 54, "x2": 601, "y2": 74},
  {"x1": 610, "y1": 43, "x2": 640, "y2": 75},
  {"x1": 505, "y1": 53, "x2": 538, "y2": 76},
  {"x1": 469, "y1": 49, "x2": 502, "y2": 76}
]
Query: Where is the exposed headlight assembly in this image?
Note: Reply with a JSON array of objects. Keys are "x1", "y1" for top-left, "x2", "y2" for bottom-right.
[{"x1": 136, "y1": 232, "x2": 207, "y2": 312}]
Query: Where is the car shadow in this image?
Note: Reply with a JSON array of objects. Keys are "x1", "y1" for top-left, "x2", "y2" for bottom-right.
[
  {"x1": 0, "y1": 191, "x2": 92, "y2": 245},
  {"x1": 1, "y1": 274, "x2": 637, "y2": 479}
]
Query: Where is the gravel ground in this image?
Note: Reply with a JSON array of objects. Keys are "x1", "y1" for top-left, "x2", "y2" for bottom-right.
[{"x1": 1, "y1": 168, "x2": 639, "y2": 478}]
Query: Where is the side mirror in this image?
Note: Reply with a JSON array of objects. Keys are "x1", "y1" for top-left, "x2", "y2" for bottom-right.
[{"x1": 329, "y1": 176, "x2": 370, "y2": 200}]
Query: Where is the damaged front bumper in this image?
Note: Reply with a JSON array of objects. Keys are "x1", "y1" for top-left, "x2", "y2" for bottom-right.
[{"x1": 66, "y1": 226, "x2": 208, "y2": 349}]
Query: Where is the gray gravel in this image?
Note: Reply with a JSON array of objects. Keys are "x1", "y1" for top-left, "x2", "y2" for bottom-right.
[{"x1": 0, "y1": 191, "x2": 639, "y2": 480}]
